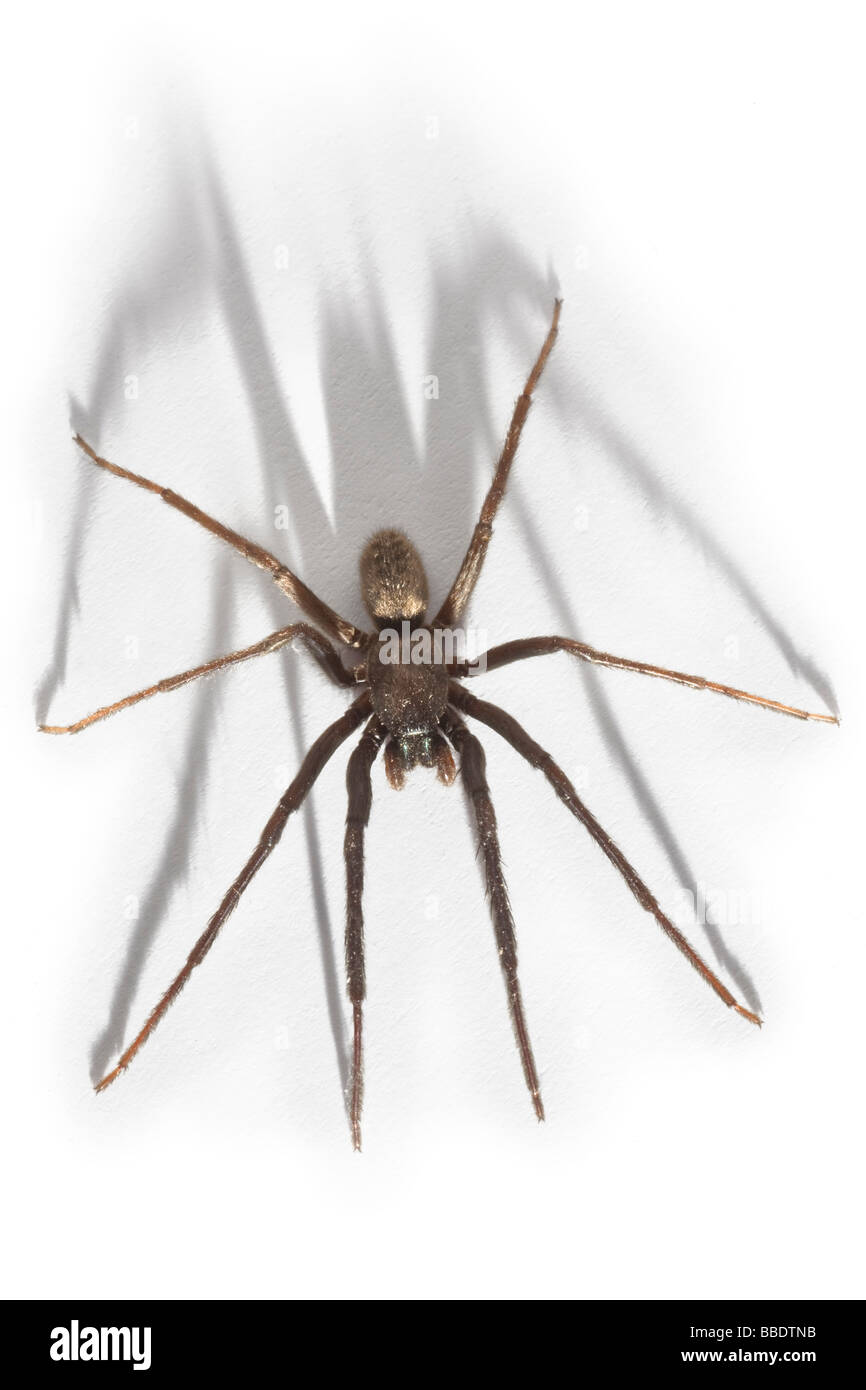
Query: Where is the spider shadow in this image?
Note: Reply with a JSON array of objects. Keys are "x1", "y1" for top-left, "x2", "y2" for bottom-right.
[
  {"x1": 571, "y1": 398, "x2": 839, "y2": 716},
  {"x1": 37, "y1": 144, "x2": 352, "y2": 1095},
  {"x1": 85, "y1": 557, "x2": 235, "y2": 1083},
  {"x1": 56, "y1": 165, "x2": 242, "y2": 1086},
  {"x1": 36, "y1": 168, "x2": 212, "y2": 729},
  {"x1": 39, "y1": 117, "x2": 833, "y2": 1103},
  {"x1": 520, "y1": 351, "x2": 838, "y2": 1011}
]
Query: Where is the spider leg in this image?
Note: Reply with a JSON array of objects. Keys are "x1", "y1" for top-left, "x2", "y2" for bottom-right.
[
  {"x1": 94, "y1": 693, "x2": 372, "y2": 1092},
  {"x1": 40, "y1": 623, "x2": 354, "y2": 735},
  {"x1": 433, "y1": 300, "x2": 561, "y2": 629},
  {"x1": 453, "y1": 635, "x2": 838, "y2": 725},
  {"x1": 441, "y1": 708, "x2": 545, "y2": 1121},
  {"x1": 73, "y1": 435, "x2": 368, "y2": 649},
  {"x1": 449, "y1": 683, "x2": 762, "y2": 1027},
  {"x1": 343, "y1": 717, "x2": 387, "y2": 1150}
]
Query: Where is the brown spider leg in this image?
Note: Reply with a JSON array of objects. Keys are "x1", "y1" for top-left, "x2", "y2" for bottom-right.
[
  {"x1": 449, "y1": 683, "x2": 762, "y2": 1027},
  {"x1": 433, "y1": 299, "x2": 562, "y2": 629},
  {"x1": 343, "y1": 717, "x2": 387, "y2": 1150},
  {"x1": 452, "y1": 636, "x2": 838, "y2": 725},
  {"x1": 40, "y1": 623, "x2": 354, "y2": 735},
  {"x1": 95, "y1": 693, "x2": 372, "y2": 1092},
  {"x1": 441, "y1": 708, "x2": 545, "y2": 1121},
  {"x1": 73, "y1": 435, "x2": 368, "y2": 650}
]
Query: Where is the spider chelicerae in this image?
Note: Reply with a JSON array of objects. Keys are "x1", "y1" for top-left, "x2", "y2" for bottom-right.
[{"x1": 43, "y1": 299, "x2": 837, "y2": 1148}]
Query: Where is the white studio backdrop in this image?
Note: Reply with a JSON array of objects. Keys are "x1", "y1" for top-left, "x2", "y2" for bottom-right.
[{"x1": 2, "y1": 1, "x2": 863, "y2": 1299}]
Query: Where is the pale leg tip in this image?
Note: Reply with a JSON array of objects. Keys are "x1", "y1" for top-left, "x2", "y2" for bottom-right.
[
  {"x1": 734, "y1": 1004, "x2": 763, "y2": 1027},
  {"x1": 94, "y1": 1064, "x2": 122, "y2": 1093}
]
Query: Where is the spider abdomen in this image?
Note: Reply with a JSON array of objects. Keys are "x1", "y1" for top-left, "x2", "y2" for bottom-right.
[{"x1": 360, "y1": 529, "x2": 429, "y2": 626}]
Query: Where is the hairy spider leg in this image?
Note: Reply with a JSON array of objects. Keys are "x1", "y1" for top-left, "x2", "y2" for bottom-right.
[
  {"x1": 453, "y1": 636, "x2": 837, "y2": 725},
  {"x1": 442, "y1": 708, "x2": 545, "y2": 1120},
  {"x1": 450, "y1": 684, "x2": 762, "y2": 1027},
  {"x1": 95, "y1": 695, "x2": 372, "y2": 1092},
  {"x1": 73, "y1": 434, "x2": 367, "y2": 649},
  {"x1": 343, "y1": 717, "x2": 388, "y2": 1149},
  {"x1": 40, "y1": 623, "x2": 353, "y2": 735},
  {"x1": 434, "y1": 298, "x2": 561, "y2": 629}
]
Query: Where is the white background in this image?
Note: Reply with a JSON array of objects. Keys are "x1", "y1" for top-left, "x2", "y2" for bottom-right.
[{"x1": 3, "y1": 2, "x2": 863, "y2": 1300}]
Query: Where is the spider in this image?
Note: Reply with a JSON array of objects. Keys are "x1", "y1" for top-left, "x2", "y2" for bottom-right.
[{"x1": 42, "y1": 299, "x2": 837, "y2": 1148}]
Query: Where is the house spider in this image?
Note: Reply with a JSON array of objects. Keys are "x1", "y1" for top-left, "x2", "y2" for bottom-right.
[{"x1": 43, "y1": 299, "x2": 837, "y2": 1148}]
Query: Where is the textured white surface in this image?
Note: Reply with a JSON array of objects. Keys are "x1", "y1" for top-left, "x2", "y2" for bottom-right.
[{"x1": 4, "y1": 1, "x2": 863, "y2": 1299}]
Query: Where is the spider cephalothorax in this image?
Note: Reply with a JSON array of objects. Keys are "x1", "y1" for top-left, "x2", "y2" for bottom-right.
[{"x1": 43, "y1": 299, "x2": 837, "y2": 1149}]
